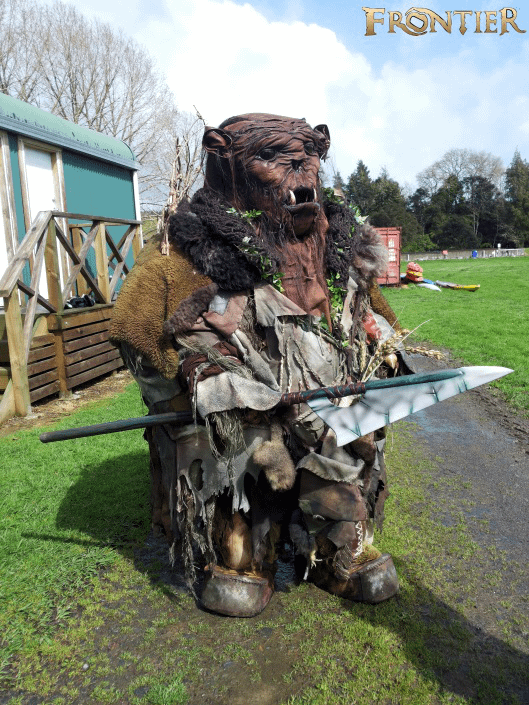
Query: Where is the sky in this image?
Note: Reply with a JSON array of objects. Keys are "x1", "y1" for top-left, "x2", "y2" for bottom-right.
[{"x1": 57, "y1": 0, "x2": 529, "y2": 190}]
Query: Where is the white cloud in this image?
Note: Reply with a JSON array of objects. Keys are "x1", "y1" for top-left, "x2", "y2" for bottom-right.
[
  {"x1": 144, "y1": 0, "x2": 527, "y2": 186},
  {"x1": 159, "y1": 0, "x2": 352, "y2": 123},
  {"x1": 65, "y1": 0, "x2": 529, "y2": 186}
]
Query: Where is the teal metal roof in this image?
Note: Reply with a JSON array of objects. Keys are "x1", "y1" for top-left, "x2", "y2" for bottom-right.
[{"x1": 0, "y1": 93, "x2": 137, "y2": 169}]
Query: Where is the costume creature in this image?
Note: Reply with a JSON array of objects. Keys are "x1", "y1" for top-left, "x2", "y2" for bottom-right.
[{"x1": 110, "y1": 113, "x2": 409, "y2": 617}]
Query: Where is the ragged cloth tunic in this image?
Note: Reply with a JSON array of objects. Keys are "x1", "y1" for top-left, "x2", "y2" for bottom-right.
[{"x1": 121, "y1": 267, "x2": 390, "y2": 568}]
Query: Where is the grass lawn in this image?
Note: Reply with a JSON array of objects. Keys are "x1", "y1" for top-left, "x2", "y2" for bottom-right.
[
  {"x1": 0, "y1": 385, "x2": 149, "y2": 687},
  {"x1": 0, "y1": 256, "x2": 528, "y2": 704},
  {"x1": 383, "y1": 256, "x2": 529, "y2": 415},
  {"x1": 1, "y1": 396, "x2": 527, "y2": 705}
]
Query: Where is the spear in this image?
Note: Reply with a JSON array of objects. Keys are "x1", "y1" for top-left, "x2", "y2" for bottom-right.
[
  {"x1": 39, "y1": 366, "x2": 512, "y2": 445},
  {"x1": 305, "y1": 365, "x2": 512, "y2": 446}
]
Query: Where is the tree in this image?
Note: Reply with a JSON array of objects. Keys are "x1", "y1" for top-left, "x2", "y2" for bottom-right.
[
  {"x1": 343, "y1": 163, "x2": 429, "y2": 252},
  {"x1": 437, "y1": 215, "x2": 475, "y2": 249},
  {"x1": 0, "y1": 0, "x2": 202, "y2": 209},
  {"x1": 0, "y1": 0, "x2": 41, "y2": 102},
  {"x1": 407, "y1": 187, "x2": 429, "y2": 230},
  {"x1": 138, "y1": 110, "x2": 205, "y2": 211},
  {"x1": 422, "y1": 175, "x2": 473, "y2": 248},
  {"x1": 369, "y1": 171, "x2": 430, "y2": 252},
  {"x1": 417, "y1": 148, "x2": 504, "y2": 196},
  {"x1": 461, "y1": 175, "x2": 501, "y2": 247},
  {"x1": 332, "y1": 171, "x2": 346, "y2": 199},
  {"x1": 503, "y1": 150, "x2": 529, "y2": 246},
  {"x1": 345, "y1": 161, "x2": 375, "y2": 215},
  {"x1": 34, "y1": 3, "x2": 177, "y2": 164},
  {"x1": 415, "y1": 149, "x2": 506, "y2": 249}
]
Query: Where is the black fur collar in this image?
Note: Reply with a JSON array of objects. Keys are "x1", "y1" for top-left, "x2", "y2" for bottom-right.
[{"x1": 167, "y1": 188, "x2": 386, "y2": 292}]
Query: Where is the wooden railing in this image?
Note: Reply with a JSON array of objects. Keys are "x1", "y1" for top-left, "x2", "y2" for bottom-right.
[{"x1": 0, "y1": 211, "x2": 142, "y2": 420}]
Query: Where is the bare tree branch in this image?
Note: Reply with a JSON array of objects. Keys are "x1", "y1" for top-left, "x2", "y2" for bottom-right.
[
  {"x1": 0, "y1": 0, "x2": 204, "y2": 210},
  {"x1": 418, "y1": 148, "x2": 504, "y2": 195}
]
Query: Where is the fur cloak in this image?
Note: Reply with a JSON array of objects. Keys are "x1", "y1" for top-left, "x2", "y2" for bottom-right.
[{"x1": 110, "y1": 187, "x2": 394, "y2": 374}]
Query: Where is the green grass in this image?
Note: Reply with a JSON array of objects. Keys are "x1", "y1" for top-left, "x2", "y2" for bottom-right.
[
  {"x1": 1, "y1": 259, "x2": 529, "y2": 703},
  {"x1": 0, "y1": 383, "x2": 148, "y2": 682},
  {"x1": 1, "y1": 399, "x2": 527, "y2": 703},
  {"x1": 383, "y1": 256, "x2": 529, "y2": 413}
]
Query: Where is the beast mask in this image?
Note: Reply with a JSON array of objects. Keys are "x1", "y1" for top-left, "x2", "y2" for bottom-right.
[
  {"x1": 203, "y1": 113, "x2": 330, "y2": 238},
  {"x1": 166, "y1": 112, "x2": 387, "y2": 320}
]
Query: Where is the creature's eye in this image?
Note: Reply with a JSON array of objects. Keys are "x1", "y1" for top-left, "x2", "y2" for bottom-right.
[
  {"x1": 304, "y1": 142, "x2": 316, "y2": 155},
  {"x1": 256, "y1": 147, "x2": 278, "y2": 161}
]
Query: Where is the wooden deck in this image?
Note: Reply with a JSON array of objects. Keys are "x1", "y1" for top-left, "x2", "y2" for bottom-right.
[
  {"x1": 0, "y1": 211, "x2": 141, "y2": 422},
  {"x1": 0, "y1": 304, "x2": 122, "y2": 405}
]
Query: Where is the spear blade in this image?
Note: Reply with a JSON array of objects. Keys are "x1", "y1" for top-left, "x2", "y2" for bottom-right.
[{"x1": 306, "y1": 366, "x2": 513, "y2": 447}]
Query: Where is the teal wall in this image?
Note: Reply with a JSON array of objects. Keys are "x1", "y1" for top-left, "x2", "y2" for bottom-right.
[
  {"x1": 5, "y1": 136, "x2": 137, "y2": 244},
  {"x1": 62, "y1": 151, "x2": 137, "y2": 288},
  {"x1": 62, "y1": 151, "x2": 136, "y2": 219},
  {"x1": 4, "y1": 134, "x2": 138, "y2": 292},
  {"x1": 8, "y1": 133, "x2": 27, "y2": 244}
]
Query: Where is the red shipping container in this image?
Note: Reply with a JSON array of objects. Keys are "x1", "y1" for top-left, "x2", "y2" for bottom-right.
[{"x1": 375, "y1": 227, "x2": 401, "y2": 286}]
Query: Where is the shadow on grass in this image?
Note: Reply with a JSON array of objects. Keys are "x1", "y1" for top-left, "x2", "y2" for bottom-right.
[
  {"x1": 32, "y1": 450, "x2": 529, "y2": 705},
  {"x1": 54, "y1": 448, "x2": 152, "y2": 548},
  {"x1": 342, "y1": 556, "x2": 529, "y2": 705},
  {"x1": 50, "y1": 447, "x2": 197, "y2": 602}
]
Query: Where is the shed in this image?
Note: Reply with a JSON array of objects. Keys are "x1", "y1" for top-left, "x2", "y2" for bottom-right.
[
  {"x1": 375, "y1": 227, "x2": 401, "y2": 286},
  {"x1": 0, "y1": 94, "x2": 143, "y2": 422}
]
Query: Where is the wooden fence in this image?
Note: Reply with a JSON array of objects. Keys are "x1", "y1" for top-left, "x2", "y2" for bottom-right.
[
  {"x1": 0, "y1": 211, "x2": 141, "y2": 422},
  {"x1": 403, "y1": 248, "x2": 526, "y2": 261}
]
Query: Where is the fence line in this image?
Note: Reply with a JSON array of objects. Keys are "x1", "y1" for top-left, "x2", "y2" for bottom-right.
[
  {"x1": 0, "y1": 210, "x2": 141, "y2": 420},
  {"x1": 403, "y1": 248, "x2": 526, "y2": 262}
]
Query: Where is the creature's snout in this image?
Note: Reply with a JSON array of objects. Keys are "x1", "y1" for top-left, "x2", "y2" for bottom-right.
[{"x1": 285, "y1": 187, "x2": 320, "y2": 217}]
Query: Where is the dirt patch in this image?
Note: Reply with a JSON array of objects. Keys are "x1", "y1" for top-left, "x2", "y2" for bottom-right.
[{"x1": 0, "y1": 369, "x2": 134, "y2": 436}]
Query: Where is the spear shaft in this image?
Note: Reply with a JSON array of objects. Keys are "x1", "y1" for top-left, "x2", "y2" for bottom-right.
[
  {"x1": 278, "y1": 369, "x2": 461, "y2": 405},
  {"x1": 39, "y1": 369, "x2": 462, "y2": 444},
  {"x1": 39, "y1": 411, "x2": 194, "y2": 443}
]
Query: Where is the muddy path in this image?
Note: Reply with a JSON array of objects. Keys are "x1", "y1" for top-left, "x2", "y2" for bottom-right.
[{"x1": 409, "y1": 353, "x2": 529, "y2": 563}]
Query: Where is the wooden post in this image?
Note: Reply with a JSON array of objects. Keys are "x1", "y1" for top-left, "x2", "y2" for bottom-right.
[
  {"x1": 44, "y1": 219, "x2": 63, "y2": 313},
  {"x1": 44, "y1": 219, "x2": 68, "y2": 396},
  {"x1": 70, "y1": 226, "x2": 89, "y2": 296},
  {"x1": 94, "y1": 222, "x2": 111, "y2": 303},
  {"x1": 132, "y1": 223, "x2": 143, "y2": 260},
  {"x1": 4, "y1": 291, "x2": 31, "y2": 416}
]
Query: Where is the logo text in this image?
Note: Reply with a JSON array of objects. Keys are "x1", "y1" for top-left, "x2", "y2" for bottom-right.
[{"x1": 362, "y1": 7, "x2": 526, "y2": 35}]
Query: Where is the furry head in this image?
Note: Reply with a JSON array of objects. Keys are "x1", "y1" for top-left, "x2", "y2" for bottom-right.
[
  {"x1": 167, "y1": 113, "x2": 388, "y2": 316},
  {"x1": 203, "y1": 113, "x2": 330, "y2": 238}
]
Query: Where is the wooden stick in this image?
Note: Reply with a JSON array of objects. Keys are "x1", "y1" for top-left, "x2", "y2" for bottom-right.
[
  {"x1": 40, "y1": 411, "x2": 195, "y2": 443},
  {"x1": 278, "y1": 369, "x2": 462, "y2": 405},
  {"x1": 40, "y1": 370, "x2": 463, "y2": 443}
]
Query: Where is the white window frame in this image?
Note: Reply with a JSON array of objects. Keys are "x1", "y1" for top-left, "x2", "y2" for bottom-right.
[{"x1": 17, "y1": 137, "x2": 69, "y2": 294}]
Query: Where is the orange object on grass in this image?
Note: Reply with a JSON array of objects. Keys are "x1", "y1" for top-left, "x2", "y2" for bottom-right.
[{"x1": 405, "y1": 262, "x2": 423, "y2": 282}]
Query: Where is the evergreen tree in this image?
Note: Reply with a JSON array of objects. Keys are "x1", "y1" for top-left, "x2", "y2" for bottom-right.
[
  {"x1": 345, "y1": 161, "x2": 374, "y2": 215},
  {"x1": 332, "y1": 171, "x2": 347, "y2": 200},
  {"x1": 504, "y1": 150, "x2": 529, "y2": 246},
  {"x1": 423, "y1": 175, "x2": 475, "y2": 248},
  {"x1": 344, "y1": 163, "x2": 429, "y2": 252},
  {"x1": 461, "y1": 175, "x2": 502, "y2": 248},
  {"x1": 369, "y1": 172, "x2": 427, "y2": 251},
  {"x1": 407, "y1": 187, "x2": 429, "y2": 230}
]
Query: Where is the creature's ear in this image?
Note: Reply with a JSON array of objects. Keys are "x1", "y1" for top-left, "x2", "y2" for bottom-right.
[
  {"x1": 202, "y1": 127, "x2": 233, "y2": 157},
  {"x1": 314, "y1": 124, "x2": 330, "y2": 158}
]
